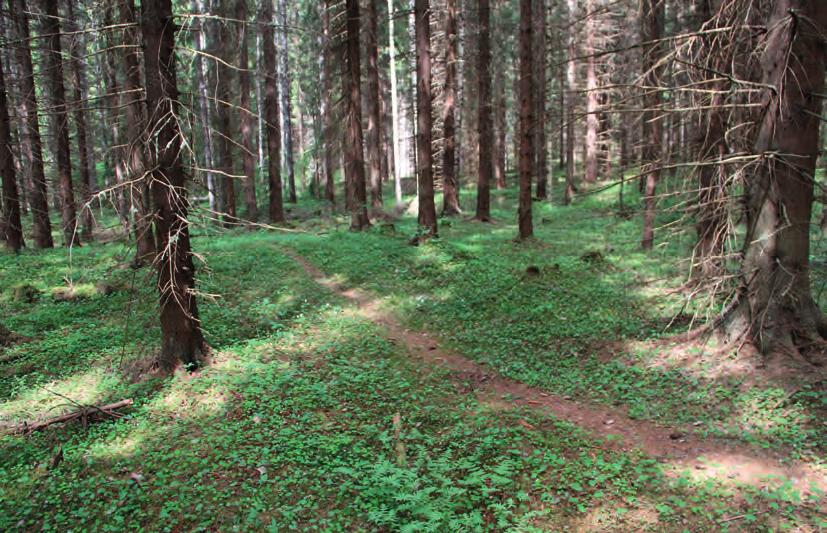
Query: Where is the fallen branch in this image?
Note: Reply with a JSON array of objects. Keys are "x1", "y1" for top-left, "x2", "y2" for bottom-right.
[{"x1": 12, "y1": 399, "x2": 133, "y2": 435}]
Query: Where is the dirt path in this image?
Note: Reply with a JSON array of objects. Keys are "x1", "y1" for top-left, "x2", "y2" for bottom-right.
[{"x1": 285, "y1": 249, "x2": 826, "y2": 494}]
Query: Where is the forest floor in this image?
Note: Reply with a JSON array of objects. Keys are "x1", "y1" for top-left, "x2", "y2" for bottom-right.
[{"x1": 1, "y1": 183, "x2": 826, "y2": 531}]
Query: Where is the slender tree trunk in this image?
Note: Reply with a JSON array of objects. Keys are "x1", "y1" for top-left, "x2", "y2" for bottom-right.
[
  {"x1": 212, "y1": 10, "x2": 237, "y2": 224},
  {"x1": 0, "y1": 48, "x2": 23, "y2": 251},
  {"x1": 255, "y1": 22, "x2": 266, "y2": 180},
  {"x1": 725, "y1": 2, "x2": 827, "y2": 358},
  {"x1": 321, "y1": 2, "x2": 335, "y2": 205},
  {"x1": 366, "y1": 0, "x2": 384, "y2": 213},
  {"x1": 564, "y1": 0, "x2": 577, "y2": 205},
  {"x1": 277, "y1": 0, "x2": 296, "y2": 203},
  {"x1": 475, "y1": 0, "x2": 493, "y2": 221},
  {"x1": 42, "y1": 0, "x2": 80, "y2": 247},
  {"x1": 442, "y1": 0, "x2": 461, "y2": 215},
  {"x1": 493, "y1": 67, "x2": 506, "y2": 189},
  {"x1": 193, "y1": 0, "x2": 216, "y2": 213},
  {"x1": 261, "y1": 0, "x2": 285, "y2": 223},
  {"x1": 343, "y1": 0, "x2": 370, "y2": 230},
  {"x1": 142, "y1": 0, "x2": 206, "y2": 370},
  {"x1": 517, "y1": 0, "x2": 533, "y2": 239},
  {"x1": 103, "y1": 4, "x2": 130, "y2": 231},
  {"x1": 65, "y1": 1, "x2": 94, "y2": 240},
  {"x1": 584, "y1": 0, "x2": 599, "y2": 184},
  {"x1": 640, "y1": 0, "x2": 664, "y2": 250},
  {"x1": 120, "y1": 0, "x2": 156, "y2": 263},
  {"x1": 414, "y1": 0, "x2": 437, "y2": 238},
  {"x1": 387, "y1": 0, "x2": 403, "y2": 207},
  {"x1": 238, "y1": 0, "x2": 258, "y2": 222},
  {"x1": 8, "y1": 0, "x2": 52, "y2": 247},
  {"x1": 533, "y1": 0, "x2": 548, "y2": 199}
]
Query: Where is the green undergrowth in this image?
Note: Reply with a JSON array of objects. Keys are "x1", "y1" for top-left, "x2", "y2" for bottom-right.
[
  {"x1": 1, "y1": 239, "x2": 822, "y2": 531},
  {"x1": 278, "y1": 185, "x2": 827, "y2": 460}
]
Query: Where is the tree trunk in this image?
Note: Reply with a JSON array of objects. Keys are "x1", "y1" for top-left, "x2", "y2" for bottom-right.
[
  {"x1": 475, "y1": 0, "x2": 493, "y2": 221},
  {"x1": 321, "y1": 2, "x2": 335, "y2": 206},
  {"x1": 366, "y1": 0, "x2": 384, "y2": 213},
  {"x1": 387, "y1": 0, "x2": 403, "y2": 207},
  {"x1": 640, "y1": 0, "x2": 664, "y2": 250},
  {"x1": 261, "y1": 0, "x2": 285, "y2": 223},
  {"x1": 42, "y1": 0, "x2": 80, "y2": 247},
  {"x1": 103, "y1": 4, "x2": 130, "y2": 231},
  {"x1": 343, "y1": 0, "x2": 370, "y2": 230},
  {"x1": 212, "y1": 10, "x2": 237, "y2": 225},
  {"x1": 192, "y1": 0, "x2": 216, "y2": 213},
  {"x1": 120, "y1": 0, "x2": 156, "y2": 264},
  {"x1": 65, "y1": 1, "x2": 94, "y2": 240},
  {"x1": 584, "y1": 0, "x2": 599, "y2": 184},
  {"x1": 725, "y1": 2, "x2": 827, "y2": 359},
  {"x1": 414, "y1": 0, "x2": 437, "y2": 238},
  {"x1": 8, "y1": 0, "x2": 52, "y2": 248},
  {"x1": 533, "y1": 0, "x2": 548, "y2": 199},
  {"x1": 238, "y1": 0, "x2": 258, "y2": 222},
  {"x1": 493, "y1": 66, "x2": 506, "y2": 189},
  {"x1": 517, "y1": 0, "x2": 533, "y2": 240},
  {"x1": 277, "y1": 0, "x2": 296, "y2": 203},
  {"x1": 564, "y1": 0, "x2": 577, "y2": 205},
  {"x1": 441, "y1": 0, "x2": 461, "y2": 216},
  {"x1": 0, "y1": 46, "x2": 23, "y2": 252},
  {"x1": 142, "y1": 0, "x2": 206, "y2": 371}
]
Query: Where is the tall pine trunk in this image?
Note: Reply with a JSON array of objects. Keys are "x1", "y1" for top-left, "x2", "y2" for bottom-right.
[
  {"x1": 475, "y1": 0, "x2": 493, "y2": 221},
  {"x1": 640, "y1": 0, "x2": 664, "y2": 250},
  {"x1": 321, "y1": 2, "x2": 335, "y2": 206},
  {"x1": 261, "y1": 0, "x2": 285, "y2": 223},
  {"x1": 277, "y1": 0, "x2": 296, "y2": 203},
  {"x1": 517, "y1": 0, "x2": 533, "y2": 239},
  {"x1": 192, "y1": 0, "x2": 216, "y2": 213},
  {"x1": 66, "y1": 1, "x2": 94, "y2": 240},
  {"x1": 142, "y1": 0, "x2": 206, "y2": 370},
  {"x1": 415, "y1": 0, "x2": 436, "y2": 238},
  {"x1": 725, "y1": 2, "x2": 827, "y2": 359},
  {"x1": 343, "y1": 0, "x2": 370, "y2": 230},
  {"x1": 120, "y1": 0, "x2": 156, "y2": 264},
  {"x1": 0, "y1": 47, "x2": 23, "y2": 251},
  {"x1": 238, "y1": 0, "x2": 258, "y2": 222},
  {"x1": 441, "y1": 0, "x2": 461, "y2": 216},
  {"x1": 42, "y1": 0, "x2": 80, "y2": 247},
  {"x1": 366, "y1": 0, "x2": 384, "y2": 213},
  {"x1": 8, "y1": 0, "x2": 52, "y2": 247},
  {"x1": 533, "y1": 0, "x2": 548, "y2": 199},
  {"x1": 564, "y1": 0, "x2": 577, "y2": 205},
  {"x1": 212, "y1": 11, "x2": 237, "y2": 224}
]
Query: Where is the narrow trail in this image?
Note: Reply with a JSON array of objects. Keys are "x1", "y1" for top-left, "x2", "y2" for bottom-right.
[{"x1": 284, "y1": 249, "x2": 826, "y2": 495}]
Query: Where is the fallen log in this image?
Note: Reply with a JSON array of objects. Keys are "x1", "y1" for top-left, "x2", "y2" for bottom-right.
[{"x1": 12, "y1": 399, "x2": 133, "y2": 435}]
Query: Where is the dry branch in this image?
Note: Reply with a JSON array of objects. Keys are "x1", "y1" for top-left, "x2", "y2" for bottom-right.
[{"x1": 11, "y1": 399, "x2": 133, "y2": 435}]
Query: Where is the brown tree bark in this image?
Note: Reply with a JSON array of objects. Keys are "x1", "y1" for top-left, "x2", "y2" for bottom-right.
[
  {"x1": 343, "y1": 0, "x2": 370, "y2": 230},
  {"x1": 42, "y1": 0, "x2": 80, "y2": 247},
  {"x1": 725, "y1": 2, "x2": 827, "y2": 358},
  {"x1": 584, "y1": 0, "x2": 599, "y2": 184},
  {"x1": 238, "y1": 0, "x2": 258, "y2": 222},
  {"x1": 493, "y1": 66, "x2": 506, "y2": 189},
  {"x1": 441, "y1": 0, "x2": 461, "y2": 216},
  {"x1": 261, "y1": 0, "x2": 285, "y2": 223},
  {"x1": 141, "y1": 0, "x2": 206, "y2": 370},
  {"x1": 321, "y1": 1, "x2": 335, "y2": 205},
  {"x1": 277, "y1": 0, "x2": 296, "y2": 203},
  {"x1": 103, "y1": 3, "x2": 130, "y2": 231},
  {"x1": 517, "y1": 0, "x2": 533, "y2": 240},
  {"x1": 564, "y1": 0, "x2": 577, "y2": 205},
  {"x1": 213, "y1": 13, "x2": 237, "y2": 225},
  {"x1": 366, "y1": 0, "x2": 384, "y2": 213},
  {"x1": 640, "y1": 0, "x2": 664, "y2": 250},
  {"x1": 8, "y1": 0, "x2": 51, "y2": 248},
  {"x1": 65, "y1": 1, "x2": 94, "y2": 240},
  {"x1": 120, "y1": 0, "x2": 156, "y2": 264},
  {"x1": 475, "y1": 0, "x2": 493, "y2": 221},
  {"x1": 0, "y1": 46, "x2": 23, "y2": 252},
  {"x1": 533, "y1": 0, "x2": 548, "y2": 199},
  {"x1": 414, "y1": 0, "x2": 437, "y2": 238}
]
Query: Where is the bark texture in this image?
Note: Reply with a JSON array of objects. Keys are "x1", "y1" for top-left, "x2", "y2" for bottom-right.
[
  {"x1": 142, "y1": 0, "x2": 206, "y2": 370},
  {"x1": 640, "y1": 0, "x2": 664, "y2": 250},
  {"x1": 238, "y1": 0, "x2": 258, "y2": 222},
  {"x1": 475, "y1": 0, "x2": 493, "y2": 221},
  {"x1": 343, "y1": 0, "x2": 370, "y2": 230},
  {"x1": 366, "y1": 0, "x2": 384, "y2": 212},
  {"x1": 415, "y1": 0, "x2": 437, "y2": 238},
  {"x1": 261, "y1": 0, "x2": 285, "y2": 223},
  {"x1": 517, "y1": 0, "x2": 533, "y2": 239},
  {"x1": 441, "y1": 0, "x2": 461, "y2": 216},
  {"x1": 0, "y1": 47, "x2": 23, "y2": 251},
  {"x1": 725, "y1": 2, "x2": 827, "y2": 358}
]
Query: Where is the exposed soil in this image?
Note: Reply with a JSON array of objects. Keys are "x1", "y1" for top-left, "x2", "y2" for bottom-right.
[{"x1": 284, "y1": 249, "x2": 827, "y2": 495}]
